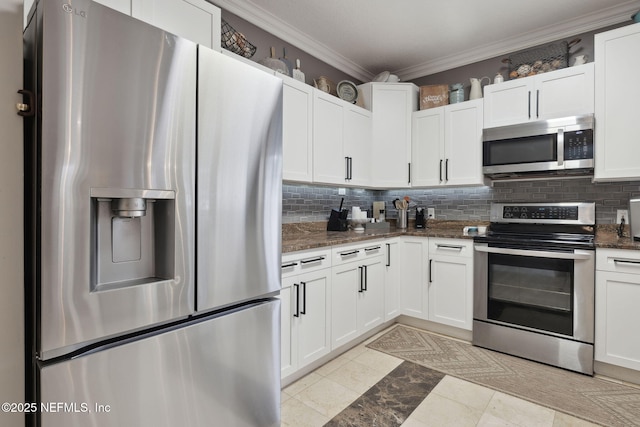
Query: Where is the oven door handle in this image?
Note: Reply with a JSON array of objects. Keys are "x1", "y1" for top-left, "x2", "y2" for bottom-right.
[{"x1": 474, "y1": 245, "x2": 592, "y2": 260}]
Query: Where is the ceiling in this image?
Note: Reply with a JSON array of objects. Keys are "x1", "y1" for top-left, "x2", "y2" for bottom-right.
[{"x1": 211, "y1": 0, "x2": 640, "y2": 82}]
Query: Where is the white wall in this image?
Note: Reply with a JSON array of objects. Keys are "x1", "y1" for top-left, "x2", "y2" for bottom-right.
[{"x1": 0, "y1": 1, "x2": 24, "y2": 427}]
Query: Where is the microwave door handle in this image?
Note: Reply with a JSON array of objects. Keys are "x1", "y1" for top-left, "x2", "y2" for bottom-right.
[
  {"x1": 557, "y1": 128, "x2": 564, "y2": 167},
  {"x1": 474, "y1": 245, "x2": 592, "y2": 260}
]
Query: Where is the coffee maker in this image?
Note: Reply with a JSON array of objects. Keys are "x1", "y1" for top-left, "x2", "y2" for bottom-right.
[{"x1": 415, "y1": 207, "x2": 426, "y2": 229}]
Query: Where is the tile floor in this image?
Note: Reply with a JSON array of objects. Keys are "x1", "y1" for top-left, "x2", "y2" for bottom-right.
[{"x1": 281, "y1": 326, "x2": 601, "y2": 427}]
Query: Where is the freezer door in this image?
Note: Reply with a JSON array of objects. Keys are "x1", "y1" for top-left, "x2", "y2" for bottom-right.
[
  {"x1": 39, "y1": 300, "x2": 280, "y2": 427},
  {"x1": 197, "y1": 46, "x2": 283, "y2": 311},
  {"x1": 31, "y1": 0, "x2": 196, "y2": 358}
]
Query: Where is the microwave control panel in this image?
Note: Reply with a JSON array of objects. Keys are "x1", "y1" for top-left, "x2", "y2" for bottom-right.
[{"x1": 564, "y1": 129, "x2": 593, "y2": 160}]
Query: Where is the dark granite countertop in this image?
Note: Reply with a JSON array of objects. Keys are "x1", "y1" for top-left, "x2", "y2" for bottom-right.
[
  {"x1": 282, "y1": 220, "x2": 487, "y2": 253},
  {"x1": 283, "y1": 222, "x2": 640, "y2": 253}
]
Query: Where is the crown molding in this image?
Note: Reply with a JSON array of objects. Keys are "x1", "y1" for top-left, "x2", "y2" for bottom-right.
[
  {"x1": 210, "y1": 0, "x2": 374, "y2": 81},
  {"x1": 211, "y1": 0, "x2": 639, "y2": 82}
]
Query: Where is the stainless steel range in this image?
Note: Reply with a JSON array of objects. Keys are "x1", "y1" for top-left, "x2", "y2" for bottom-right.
[{"x1": 473, "y1": 202, "x2": 596, "y2": 375}]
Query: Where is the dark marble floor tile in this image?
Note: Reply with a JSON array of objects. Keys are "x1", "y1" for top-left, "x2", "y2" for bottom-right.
[{"x1": 325, "y1": 361, "x2": 445, "y2": 427}]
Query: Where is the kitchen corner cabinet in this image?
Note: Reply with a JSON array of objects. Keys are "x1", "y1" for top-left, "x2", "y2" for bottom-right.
[
  {"x1": 92, "y1": 0, "x2": 221, "y2": 49},
  {"x1": 427, "y1": 238, "x2": 473, "y2": 330},
  {"x1": 400, "y1": 237, "x2": 428, "y2": 319},
  {"x1": 331, "y1": 242, "x2": 385, "y2": 349},
  {"x1": 411, "y1": 99, "x2": 484, "y2": 187},
  {"x1": 594, "y1": 23, "x2": 640, "y2": 181},
  {"x1": 595, "y1": 248, "x2": 640, "y2": 372},
  {"x1": 483, "y1": 63, "x2": 594, "y2": 128},
  {"x1": 384, "y1": 238, "x2": 401, "y2": 320},
  {"x1": 359, "y1": 83, "x2": 418, "y2": 188},
  {"x1": 282, "y1": 77, "x2": 314, "y2": 183},
  {"x1": 281, "y1": 249, "x2": 332, "y2": 378},
  {"x1": 313, "y1": 91, "x2": 371, "y2": 186}
]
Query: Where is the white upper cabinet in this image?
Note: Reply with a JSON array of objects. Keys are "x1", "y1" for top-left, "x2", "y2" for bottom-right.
[
  {"x1": 313, "y1": 91, "x2": 346, "y2": 185},
  {"x1": 313, "y1": 91, "x2": 372, "y2": 186},
  {"x1": 483, "y1": 63, "x2": 594, "y2": 128},
  {"x1": 132, "y1": 0, "x2": 221, "y2": 49},
  {"x1": 412, "y1": 99, "x2": 484, "y2": 187},
  {"x1": 594, "y1": 23, "x2": 640, "y2": 181},
  {"x1": 282, "y1": 77, "x2": 314, "y2": 183},
  {"x1": 360, "y1": 83, "x2": 418, "y2": 188},
  {"x1": 94, "y1": 0, "x2": 132, "y2": 14}
]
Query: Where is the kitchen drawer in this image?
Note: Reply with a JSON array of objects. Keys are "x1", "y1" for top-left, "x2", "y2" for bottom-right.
[
  {"x1": 429, "y1": 238, "x2": 472, "y2": 258},
  {"x1": 331, "y1": 240, "x2": 385, "y2": 266},
  {"x1": 281, "y1": 248, "x2": 332, "y2": 278},
  {"x1": 596, "y1": 248, "x2": 640, "y2": 274}
]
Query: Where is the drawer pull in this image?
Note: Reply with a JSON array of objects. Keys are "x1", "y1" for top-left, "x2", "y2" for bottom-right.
[
  {"x1": 364, "y1": 246, "x2": 381, "y2": 252},
  {"x1": 437, "y1": 244, "x2": 464, "y2": 250},
  {"x1": 340, "y1": 250, "x2": 360, "y2": 257},
  {"x1": 281, "y1": 262, "x2": 298, "y2": 269},
  {"x1": 300, "y1": 256, "x2": 325, "y2": 264},
  {"x1": 614, "y1": 259, "x2": 640, "y2": 266}
]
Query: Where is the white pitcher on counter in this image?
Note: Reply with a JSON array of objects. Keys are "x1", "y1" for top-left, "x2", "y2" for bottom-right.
[{"x1": 469, "y1": 76, "x2": 491, "y2": 100}]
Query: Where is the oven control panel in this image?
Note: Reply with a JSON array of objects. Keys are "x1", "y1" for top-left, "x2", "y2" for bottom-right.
[{"x1": 502, "y1": 205, "x2": 579, "y2": 220}]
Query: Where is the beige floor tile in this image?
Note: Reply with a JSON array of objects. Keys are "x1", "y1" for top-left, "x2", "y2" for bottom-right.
[
  {"x1": 281, "y1": 395, "x2": 330, "y2": 427},
  {"x1": 477, "y1": 411, "x2": 520, "y2": 427},
  {"x1": 409, "y1": 392, "x2": 484, "y2": 427},
  {"x1": 294, "y1": 377, "x2": 360, "y2": 418},
  {"x1": 283, "y1": 372, "x2": 322, "y2": 396},
  {"x1": 281, "y1": 389, "x2": 292, "y2": 404},
  {"x1": 325, "y1": 359, "x2": 388, "y2": 394},
  {"x1": 313, "y1": 353, "x2": 351, "y2": 377},
  {"x1": 552, "y1": 411, "x2": 602, "y2": 427},
  {"x1": 431, "y1": 375, "x2": 495, "y2": 412},
  {"x1": 341, "y1": 342, "x2": 369, "y2": 360},
  {"x1": 401, "y1": 417, "x2": 430, "y2": 427},
  {"x1": 483, "y1": 391, "x2": 555, "y2": 427},
  {"x1": 352, "y1": 348, "x2": 403, "y2": 375}
]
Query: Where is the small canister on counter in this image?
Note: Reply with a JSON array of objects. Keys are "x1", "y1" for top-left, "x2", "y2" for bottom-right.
[{"x1": 449, "y1": 83, "x2": 464, "y2": 104}]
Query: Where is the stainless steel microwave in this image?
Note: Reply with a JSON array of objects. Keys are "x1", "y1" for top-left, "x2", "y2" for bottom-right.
[{"x1": 482, "y1": 114, "x2": 594, "y2": 179}]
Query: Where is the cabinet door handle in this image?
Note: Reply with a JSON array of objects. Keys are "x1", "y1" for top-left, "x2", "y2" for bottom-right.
[
  {"x1": 614, "y1": 259, "x2": 640, "y2": 266},
  {"x1": 293, "y1": 283, "x2": 300, "y2": 318},
  {"x1": 358, "y1": 266, "x2": 364, "y2": 293},
  {"x1": 349, "y1": 157, "x2": 353, "y2": 180},
  {"x1": 281, "y1": 262, "x2": 298, "y2": 269},
  {"x1": 536, "y1": 90, "x2": 540, "y2": 118},
  {"x1": 439, "y1": 159, "x2": 443, "y2": 182},
  {"x1": 528, "y1": 91, "x2": 531, "y2": 119},
  {"x1": 429, "y1": 259, "x2": 433, "y2": 283},
  {"x1": 408, "y1": 162, "x2": 411, "y2": 184},
  {"x1": 300, "y1": 256, "x2": 325, "y2": 264},
  {"x1": 364, "y1": 265, "x2": 368, "y2": 291},
  {"x1": 364, "y1": 246, "x2": 381, "y2": 252},
  {"x1": 345, "y1": 157, "x2": 350, "y2": 181},
  {"x1": 386, "y1": 243, "x2": 391, "y2": 267},
  {"x1": 445, "y1": 159, "x2": 449, "y2": 181},
  {"x1": 300, "y1": 281, "x2": 307, "y2": 315}
]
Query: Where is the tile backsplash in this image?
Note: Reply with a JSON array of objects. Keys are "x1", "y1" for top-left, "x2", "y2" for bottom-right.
[{"x1": 283, "y1": 178, "x2": 640, "y2": 224}]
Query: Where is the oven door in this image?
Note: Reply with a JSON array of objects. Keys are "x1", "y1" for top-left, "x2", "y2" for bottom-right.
[{"x1": 474, "y1": 243, "x2": 595, "y2": 343}]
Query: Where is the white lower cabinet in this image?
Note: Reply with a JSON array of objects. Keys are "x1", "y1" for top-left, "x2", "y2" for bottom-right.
[
  {"x1": 427, "y1": 238, "x2": 474, "y2": 330},
  {"x1": 384, "y1": 238, "x2": 401, "y2": 320},
  {"x1": 281, "y1": 249, "x2": 332, "y2": 378},
  {"x1": 595, "y1": 248, "x2": 640, "y2": 371},
  {"x1": 331, "y1": 242, "x2": 385, "y2": 349},
  {"x1": 400, "y1": 237, "x2": 429, "y2": 319}
]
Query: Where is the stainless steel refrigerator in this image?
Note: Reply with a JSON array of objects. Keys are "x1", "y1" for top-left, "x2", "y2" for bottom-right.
[{"x1": 23, "y1": 1, "x2": 283, "y2": 426}]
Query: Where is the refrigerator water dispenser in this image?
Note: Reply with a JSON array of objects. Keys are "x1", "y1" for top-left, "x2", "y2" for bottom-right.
[{"x1": 90, "y1": 189, "x2": 176, "y2": 292}]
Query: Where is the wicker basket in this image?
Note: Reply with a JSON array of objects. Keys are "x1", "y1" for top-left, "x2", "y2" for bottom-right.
[
  {"x1": 503, "y1": 38, "x2": 580, "y2": 79},
  {"x1": 220, "y1": 19, "x2": 256, "y2": 58}
]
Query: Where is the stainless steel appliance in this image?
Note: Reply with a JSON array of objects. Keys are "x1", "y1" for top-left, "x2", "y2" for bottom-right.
[
  {"x1": 483, "y1": 115, "x2": 594, "y2": 179},
  {"x1": 23, "y1": 1, "x2": 282, "y2": 425},
  {"x1": 473, "y1": 202, "x2": 596, "y2": 374}
]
